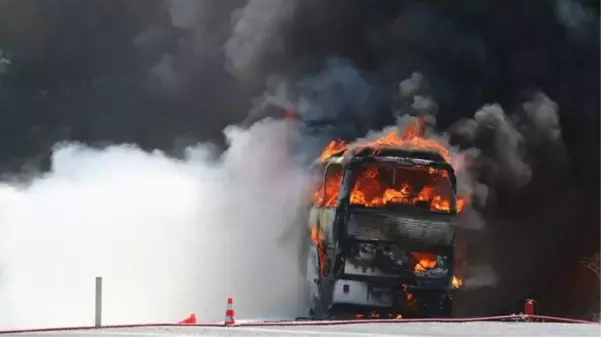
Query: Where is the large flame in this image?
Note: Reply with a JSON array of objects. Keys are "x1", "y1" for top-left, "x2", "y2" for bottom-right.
[
  {"x1": 313, "y1": 116, "x2": 467, "y2": 289},
  {"x1": 350, "y1": 164, "x2": 461, "y2": 212},
  {"x1": 319, "y1": 117, "x2": 451, "y2": 164},
  {"x1": 313, "y1": 162, "x2": 466, "y2": 213},
  {"x1": 315, "y1": 116, "x2": 469, "y2": 213}
]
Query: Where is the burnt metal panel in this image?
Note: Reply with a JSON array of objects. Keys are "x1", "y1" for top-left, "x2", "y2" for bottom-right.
[{"x1": 346, "y1": 208, "x2": 455, "y2": 248}]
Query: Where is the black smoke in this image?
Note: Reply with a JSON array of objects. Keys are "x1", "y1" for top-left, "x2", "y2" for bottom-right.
[{"x1": 0, "y1": 0, "x2": 598, "y2": 319}]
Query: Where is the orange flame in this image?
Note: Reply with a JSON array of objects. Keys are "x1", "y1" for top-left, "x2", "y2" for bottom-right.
[
  {"x1": 405, "y1": 291, "x2": 418, "y2": 311},
  {"x1": 314, "y1": 116, "x2": 471, "y2": 286},
  {"x1": 313, "y1": 163, "x2": 466, "y2": 213},
  {"x1": 315, "y1": 116, "x2": 469, "y2": 213},
  {"x1": 452, "y1": 275, "x2": 464, "y2": 289},
  {"x1": 412, "y1": 252, "x2": 438, "y2": 272},
  {"x1": 310, "y1": 225, "x2": 327, "y2": 277},
  {"x1": 411, "y1": 252, "x2": 464, "y2": 289},
  {"x1": 320, "y1": 140, "x2": 348, "y2": 162},
  {"x1": 312, "y1": 164, "x2": 343, "y2": 208},
  {"x1": 352, "y1": 165, "x2": 460, "y2": 212},
  {"x1": 319, "y1": 117, "x2": 451, "y2": 164}
]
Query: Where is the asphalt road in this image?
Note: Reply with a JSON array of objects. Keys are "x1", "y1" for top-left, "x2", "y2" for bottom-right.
[{"x1": 3, "y1": 322, "x2": 599, "y2": 337}]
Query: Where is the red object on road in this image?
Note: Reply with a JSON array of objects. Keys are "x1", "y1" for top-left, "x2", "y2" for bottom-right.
[
  {"x1": 224, "y1": 297, "x2": 236, "y2": 326},
  {"x1": 178, "y1": 313, "x2": 196, "y2": 324},
  {"x1": 524, "y1": 299, "x2": 536, "y2": 315}
]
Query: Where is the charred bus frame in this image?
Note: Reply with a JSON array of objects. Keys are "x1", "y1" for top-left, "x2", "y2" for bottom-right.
[{"x1": 307, "y1": 147, "x2": 459, "y2": 318}]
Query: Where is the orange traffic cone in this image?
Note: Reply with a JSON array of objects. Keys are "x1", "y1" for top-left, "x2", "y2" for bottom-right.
[
  {"x1": 179, "y1": 313, "x2": 196, "y2": 324},
  {"x1": 224, "y1": 297, "x2": 236, "y2": 326}
]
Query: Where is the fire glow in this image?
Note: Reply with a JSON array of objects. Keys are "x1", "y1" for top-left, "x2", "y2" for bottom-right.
[
  {"x1": 319, "y1": 117, "x2": 451, "y2": 163},
  {"x1": 412, "y1": 252, "x2": 464, "y2": 289},
  {"x1": 312, "y1": 164, "x2": 466, "y2": 213},
  {"x1": 314, "y1": 117, "x2": 468, "y2": 213},
  {"x1": 312, "y1": 117, "x2": 467, "y2": 289},
  {"x1": 310, "y1": 225, "x2": 327, "y2": 277},
  {"x1": 412, "y1": 252, "x2": 438, "y2": 272}
]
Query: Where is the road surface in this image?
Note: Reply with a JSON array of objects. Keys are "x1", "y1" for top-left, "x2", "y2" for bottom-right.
[{"x1": 3, "y1": 322, "x2": 599, "y2": 336}]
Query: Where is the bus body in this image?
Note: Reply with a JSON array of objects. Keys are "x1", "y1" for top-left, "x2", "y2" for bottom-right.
[{"x1": 305, "y1": 147, "x2": 458, "y2": 319}]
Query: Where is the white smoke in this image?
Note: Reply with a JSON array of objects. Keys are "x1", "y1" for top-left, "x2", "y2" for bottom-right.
[{"x1": 0, "y1": 120, "x2": 310, "y2": 330}]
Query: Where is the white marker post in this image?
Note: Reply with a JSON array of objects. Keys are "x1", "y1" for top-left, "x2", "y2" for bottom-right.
[{"x1": 95, "y1": 277, "x2": 103, "y2": 328}]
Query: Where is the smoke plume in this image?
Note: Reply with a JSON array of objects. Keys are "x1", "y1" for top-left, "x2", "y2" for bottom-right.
[{"x1": 0, "y1": 120, "x2": 310, "y2": 329}]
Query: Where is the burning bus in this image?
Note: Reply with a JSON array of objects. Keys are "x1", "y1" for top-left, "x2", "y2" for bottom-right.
[{"x1": 305, "y1": 121, "x2": 464, "y2": 319}]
